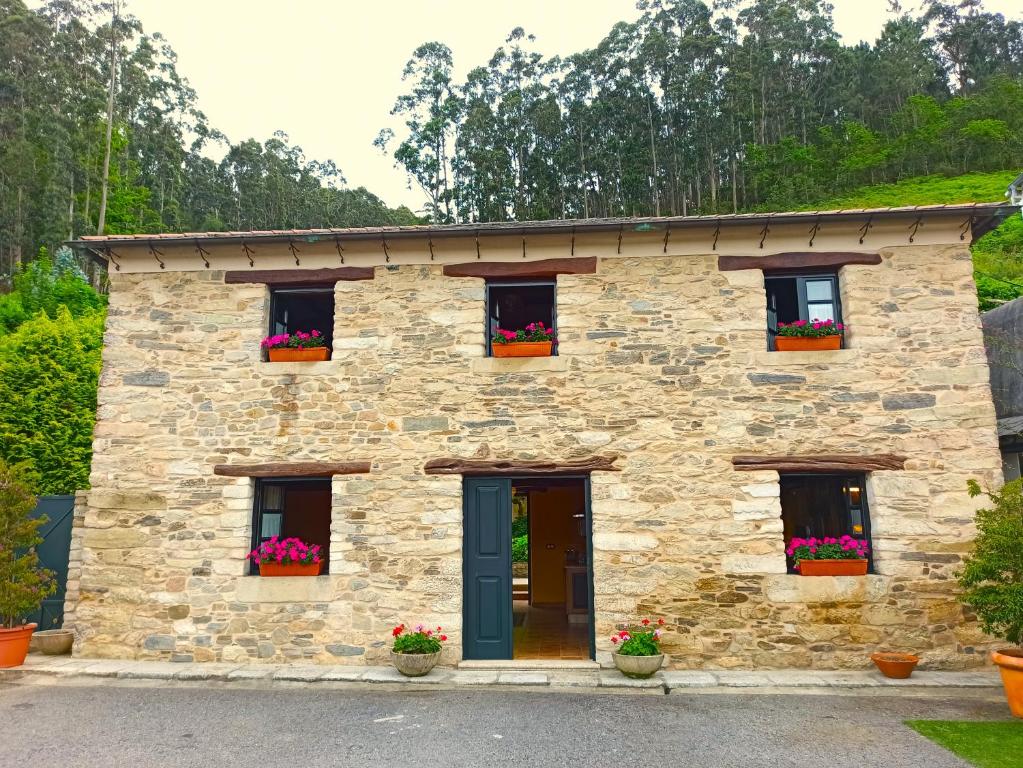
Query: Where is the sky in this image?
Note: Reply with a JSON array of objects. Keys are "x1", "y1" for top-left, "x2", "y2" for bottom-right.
[{"x1": 112, "y1": 0, "x2": 1023, "y2": 213}]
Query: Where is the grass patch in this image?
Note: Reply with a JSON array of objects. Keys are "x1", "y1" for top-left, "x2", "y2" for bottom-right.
[{"x1": 907, "y1": 720, "x2": 1023, "y2": 768}]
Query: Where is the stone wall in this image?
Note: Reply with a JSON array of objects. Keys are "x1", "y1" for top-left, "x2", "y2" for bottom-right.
[{"x1": 76, "y1": 244, "x2": 1003, "y2": 668}]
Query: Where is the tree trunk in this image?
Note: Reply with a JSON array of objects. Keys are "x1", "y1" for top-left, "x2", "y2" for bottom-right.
[{"x1": 97, "y1": 2, "x2": 119, "y2": 236}]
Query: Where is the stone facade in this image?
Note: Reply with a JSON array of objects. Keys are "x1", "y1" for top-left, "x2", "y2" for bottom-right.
[{"x1": 76, "y1": 228, "x2": 1004, "y2": 669}]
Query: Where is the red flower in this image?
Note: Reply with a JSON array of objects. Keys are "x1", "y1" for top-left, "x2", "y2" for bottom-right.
[
  {"x1": 658, "y1": 618, "x2": 665, "y2": 626},
  {"x1": 641, "y1": 618, "x2": 650, "y2": 626},
  {"x1": 440, "y1": 635, "x2": 447, "y2": 641}
]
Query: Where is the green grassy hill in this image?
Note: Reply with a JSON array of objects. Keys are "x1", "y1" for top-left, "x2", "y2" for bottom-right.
[{"x1": 802, "y1": 171, "x2": 1022, "y2": 311}]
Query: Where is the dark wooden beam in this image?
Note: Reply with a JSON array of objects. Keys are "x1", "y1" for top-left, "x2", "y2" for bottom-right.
[
  {"x1": 424, "y1": 455, "x2": 620, "y2": 476},
  {"x1": 717, "y1": 252, "x2": 881, "y2": 272},
  {"x1": 732, "y1": 454, "x2": 907, "y2": 473},
  {"x1": 224, "y1": 267, "x2": 374, "y2": 286},
  {"x1": 443, "y1": 257, "x2": 597, "y2": 279},
  {"x1": 213, "y1": 461, "x2": 371, "y2": 478}
]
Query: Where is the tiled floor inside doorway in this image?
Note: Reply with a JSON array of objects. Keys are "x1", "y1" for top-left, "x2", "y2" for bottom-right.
[{"x1": 512, "y1": 603, "x2": 590, "y2": 660}]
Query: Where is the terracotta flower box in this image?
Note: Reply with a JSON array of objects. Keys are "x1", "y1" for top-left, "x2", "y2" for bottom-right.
[
  {"x1": 248, "y1": 536, "x2": 324, "y2": 577},
  {"x1": 258, "y1": 561, "x2": 322, "y2": 577},
  {"x1": 492, "y1": 341, "x2": 554, "y2": 358},
  {"x1": 798, "y1": 558, "x2": 869, "y2": 576},
  {"x1": 267, "y1": 347, "x2": 330, "y2": 362},
  {"x1": 775, "y1": 335, "x2": 842, "y2": 352}
]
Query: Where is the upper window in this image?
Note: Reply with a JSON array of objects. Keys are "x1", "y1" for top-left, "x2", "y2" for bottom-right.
[
  {"x1": 780, "y1": 474, "x2": 871, "y2": 573},
  {"x1": 268, "y1": 285, "x2": 335, "y2": 359},
  {"x1": 485, "y1": 280, "x2": 556, "y2": 356},
  {"x1": 250, "y1": 478, "x2": 332, "y2": 574},
  {"x1": 765, "y1": 273, "x2": 842, "y2": 350}
]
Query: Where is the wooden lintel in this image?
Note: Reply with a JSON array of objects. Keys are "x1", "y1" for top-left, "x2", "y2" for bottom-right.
[
  {"x1": 224, "y1": 267, "x2": 374, "y2": 286},
  {"x1": 717, "y1": 252, "x2": 882, "y2": 272},
  {"x1": 732, "y1": 454, "x2": 907, "y2": 473},
  {"x1": 424, "y1": 455, "x2": 619, "y2": 476},
  {"x1": 443, "y1": 257, "x2": 597, "y2": 280},
  {"x1": 213, "y1": 461, "x2": 371, "y2": 478}
]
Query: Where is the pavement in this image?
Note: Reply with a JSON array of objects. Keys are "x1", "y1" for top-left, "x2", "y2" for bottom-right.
[
  {"x1": 0, "y1": 682, "x2": 1014, "y2": 767},
  {"x1": 0, "y1": 653, "x2": 1005, "y2": 695}
]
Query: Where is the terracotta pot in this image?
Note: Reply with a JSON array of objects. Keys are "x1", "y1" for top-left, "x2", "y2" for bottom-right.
[
  {"x1": 30, "y1": 628, "x2": 74, "y2": 656},
  {"x1": 390, "y1": 650, "x2": 441, "y2": 677},
  {"x1": 492, "y1": 341, "x2": 553, "y2": 358},
  {"x1": 871, "y1": 652, "x2": 920, "y2": 679},
  {"x1": 798, "y1": 558, "x2": 868, "y2": 576},
  {"x1": 0, "y1": 623, "x2": 37, "y2": 668},
  {"x1": 267, "y1": 347, "x2": 330, "y2": 362},
  {"x1": 775, "y1": 335, "x2": 842, "y2": 352},
  {"x1": 992, "y1": 648, "x2": 1023, "y2": 718},
  {"x1": 612, "y1": 652, "x2": 664, "y2": 679},
  {"x1": 258, "y1": 561, "x2": 322, "y2": 577}
]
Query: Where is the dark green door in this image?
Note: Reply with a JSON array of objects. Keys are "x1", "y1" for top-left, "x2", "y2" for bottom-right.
[
  {"x1": 27, "y1": 495, "x2": 75, "y2": 629},
  {"x1": 463, "y1": 478, "x2": 513, "y2": 660}
]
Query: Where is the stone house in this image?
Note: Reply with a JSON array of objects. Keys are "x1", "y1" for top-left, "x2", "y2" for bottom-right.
[{"x1": 68, "y1": 201, "x2": 1015, "y2": 669}]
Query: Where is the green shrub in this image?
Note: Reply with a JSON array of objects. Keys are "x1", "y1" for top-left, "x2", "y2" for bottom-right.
[
  {"x1": 512, "y1": 535, "x2": 529, "y2": 563},
  {"x1": 0, "y1": 307, "x2": 104, "y2": 493},
  {"x1": 0, "y1": 250, "x2": 105, "y2": 335},
  {"x1": 0, "y1": 459, "x2": 55, "y2": 628},
  {"x1": 960, "y1": 479, "x2": 1023, "y2": 645}
]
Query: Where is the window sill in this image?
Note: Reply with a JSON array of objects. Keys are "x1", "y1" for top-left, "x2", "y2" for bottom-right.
[
  {"x1": 256, "y1": 360, "x2": 341, "y2": 375},
  {"x1": 750, "y1": 349, "x2": 857, "y2": 366},
  {"x1": 235, "y1": 574, "x2": 334, "y2": 602},
  {"x1": 762, "y1": 573, "x2": 889, "y2": 603},
  {"x1": 471, "y1": 356, "x2": 569, "y2": 374}
]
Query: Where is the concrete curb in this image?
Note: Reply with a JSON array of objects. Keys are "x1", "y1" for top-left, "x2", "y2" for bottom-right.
[{"x1": 1, "y1": 655, "x2": 1003, "y2": 695}]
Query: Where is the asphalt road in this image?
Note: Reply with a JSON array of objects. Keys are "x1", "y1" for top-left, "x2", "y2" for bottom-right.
[{"x1": 0, "y1": 683, "x2": 1011, "y2": 767}]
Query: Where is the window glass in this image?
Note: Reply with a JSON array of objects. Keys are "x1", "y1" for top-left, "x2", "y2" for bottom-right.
[
  {"x1": 804, "y1": 279, "x2": 834, "y2": 302},
  {"x1": 780, "y1": 474, "x2": 871, "y2": 573},
  {"x1": 486, "y1": 281, "x2": 556, "y2": 356},
  {"x1": 251, "y1": 479, "x2": 332, "y2": 574},
  {"x1": 807, "y1": 302, "x2": 835, "y2": 322},
  {"x1": 268, "y1": 286, "x2": 335, "y2": 357}
]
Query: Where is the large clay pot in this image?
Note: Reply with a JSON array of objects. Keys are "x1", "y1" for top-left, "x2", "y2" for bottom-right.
[
  {"x1": 258, "y1": 561, "x2": 322, "y2": 577},
  {"x1": 612, "y1": 652, "x2": 664, "y2": 679},
  {"x1": 992, "y1": 649, "x2": 1023, "y2": 718},
  {"x1": 492, "y1": 341, "x2": 553, "y2": 358},
  {"x1": 798, "y1": 559, "x2": 868, "y2": 576},
  {"x1": 775, "y1": 335, "x2": 842, "y2": 351},
  {"x1": 267, "y1": 347, "x2": 330, "y2": 362},
  {"x1": 0, "y1": 623, "x2": 37, "y2": 668},
  {"x1": 30, "y1": 628, "x2": 74, "y2": 656},
  {"x1": 390, "y1": 650, "x2": 441, "y2": 677},
  {"x1": 871, "y1": 652, "x2": 920, "y2": 679}
]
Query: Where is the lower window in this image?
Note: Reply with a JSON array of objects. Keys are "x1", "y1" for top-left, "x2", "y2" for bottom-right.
[
  {"x1": 250, "y1": 478, "x2": 332, "y2": 574},
  {"x1": 780, "y1": 474, "x2": 871, "y2": 573}
]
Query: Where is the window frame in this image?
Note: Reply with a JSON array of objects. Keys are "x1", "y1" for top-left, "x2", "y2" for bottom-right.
[
  {"x1": 248, "y1": 477, "x2": 333, "y2": 575},
  {"x1": 267, "y1": 284, "x2": 336, "y2": 360},
  {"x1": 484, "y1": 278, "x2": 558, "y2": 357},
  {"x1": 779, "y1": 472, "x2": 873, "y2": 574},
  {"x1": 765, "y1": 271, "x2": 843, "y2": 351}
]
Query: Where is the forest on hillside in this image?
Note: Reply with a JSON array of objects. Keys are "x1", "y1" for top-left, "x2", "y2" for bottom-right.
[
  {"x1": 0, "y1": 0, "x2": 420, "y2": 278},
  {"x1": 379, "y1": 0, "x2": 1023, "y2": 222}
]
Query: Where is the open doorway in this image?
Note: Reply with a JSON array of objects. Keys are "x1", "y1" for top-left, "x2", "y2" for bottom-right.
[
  {"x1": 511, "y1": 478, "x2": 591, "y2": 659},
  {"x1": 461, "y1": 475, "x2": 593, "y2": 661}
]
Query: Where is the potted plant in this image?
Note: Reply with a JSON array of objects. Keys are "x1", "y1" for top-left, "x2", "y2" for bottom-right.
[
  {"x1": 261, "y1": 330, "x2": 329, "y2": 362},
  {"x1": 0, "y1": 461, "x2": 56, "y2": 668},
  {"x1": 775, "y1": 319, "x2": 845, "y2": 351},
  {"x1": 491, "y1": 321, "x2": 556, "y2": 358},
  {"x1": 609, "y1": 617, "x2": 665, "y2": 679},
  {"x1": 786, "y1": 536, "x2": 869, "y2": 576},
  {"x1": 870, "y1": 652, "x2": 920, "y2": 679},
  {"x1": 247, "y1": 536, "x2": 324, "y2": 576},
  {"x1": 390, "y1": 623, "x2": 446, "y2": 677},
  {"x1": 959, "y1": 479, "x2": 1023, "y2": 718}
]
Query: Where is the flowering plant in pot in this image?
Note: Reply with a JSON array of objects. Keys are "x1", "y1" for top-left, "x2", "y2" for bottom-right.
[
  {"x1": 775, "y1": 319, "x2": 845, "y2": 351},
  {"x1": 609, "y1": 618, "x2": 665, "y2": 679},
  {"x1": 247, "y1": 536, "x2": 323, "y2": 576},
  {"x1": 0, "y1": 460, "x2": 56, "y2": 668},
  {"x1": 491, "y1": 321, "x2": 556, "y2": 358},
  {"x1": 261, "y1": 329, "x2": 329, "y2": 362},
  {"x1": 959, "y1": 479, "x2": 1023, "y2": 717},
  {"x1": 390, "y1": 623, "x2": 447, "y2": 677},
  {"x1": 786, "y1": 535, "x2": 869, "y2": 576}
]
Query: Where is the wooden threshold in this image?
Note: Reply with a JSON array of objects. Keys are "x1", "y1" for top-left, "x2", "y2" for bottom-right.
[
  {"x1": 424, "y1": 455, "x2": 619, "y2": 476},
  {"x1": 213, "y1": 461, "x2": 371, "y2": 478},
  {"x1": 717, "y1": 252, "x2": 881, "y2": 272},
  {"x1": 732, "y1": 454, "x2": 907, "y2": 472}
]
